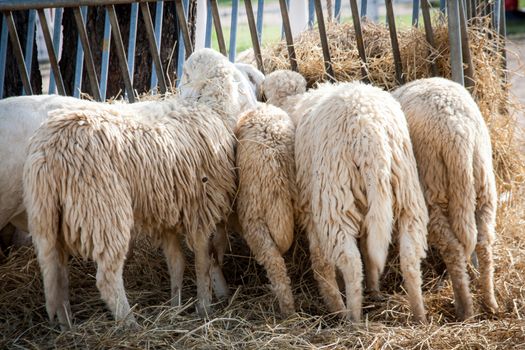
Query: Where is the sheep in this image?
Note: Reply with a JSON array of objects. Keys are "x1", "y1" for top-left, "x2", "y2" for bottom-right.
[
  {"x1": 0, "y1": 95, "x2": 98, "y2": 235},
  {"x1": 23, "y1": 48, "x2": 253, "y2": 329},
  {"x1": 263, "y1": 70, "x2": 429, "y2": 323},
  {"x1": 234, "y1": 103, "x2": 297, "y2": 316},
  {"x1": 392, "y1": 77, "x2": 499, "y2": 320},
  {"x1": 0, "y1": 50, "x2": 262, "y2": 252},
  {"x1": 234, "y1": 63, "x2": 266, "y2": 101}
]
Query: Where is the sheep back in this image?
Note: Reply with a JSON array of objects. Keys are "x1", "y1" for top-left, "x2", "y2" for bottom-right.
[
  {"x1": 235, "y1": 103, "x2": 296, "y2": 254},
  {"x1": 392, "y1": 77, "x2": 493, "y2": 256},
  {"x1": 23, "y1": 101, "x2": 236, "y2": 261}
]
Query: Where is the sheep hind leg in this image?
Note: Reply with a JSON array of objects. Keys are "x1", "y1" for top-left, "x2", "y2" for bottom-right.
[
  {"x1": 34, "y1": 235, "x2": 72, "y2": 330},
  {"x1": 243, "y1": 224, "x2": 295, "y2": 316},
  {"x1": 429, "y1": 204, "x2": 473, "y2": 320},
  {"x1": 210, "y1": 225, "x2": 229, "y2": 301},
  {"x1": 359, "y1": 234, "x2": 382, "y2": 301},
  {"x1": 398, "y1": 215, "x2": 427, "y2": 323},
  {"x1": 335, "y1": 236, "x2": 363, "y2": 322},
  {"x1": 309, "y1": 237, "x2": 346, "y2": 316},
  {"x1": 96, "y1": 253, "x2": 136, "y2": 328},
  {"x1": 161, "y1": 231, "x2": 185, "y2": 307},
  {"x1": 475, "y1": 200, "x2": 498, "y2": 314},
  {"x1": 193, "y1": 233, "x2": 213, "y2": 318}
]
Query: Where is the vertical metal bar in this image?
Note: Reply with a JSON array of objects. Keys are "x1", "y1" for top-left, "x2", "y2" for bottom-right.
[
  {"x1": 279, "y1": 0, "x2": 298, "y2": 71},
  {"x1": 459, "y1": 0, "x2": 474, "y2": 89},
  {"x1": 175, "y1": 0, "x2": 193, "y2": 57},
  {"x1": 73, "y1": 6, "x2": 87, "y2": 98},
  {"x1": 421, "y1": 0, "x2": 438, "y2": 76},
  {"x1": 280, "y1": 0, "x2": 289, "y2": 39},
  {"x1": 335, "y1": 0, "x2": 342, "y2": 22},
  {"x1": 48, "y1": 7, "x2": 62, "y2": 94},
  {"x1": 490, "y1": 1, "x2": 496, "y2": 28},
  {"x1": 24, "y1": 9, "x2": 36, "y2": 86},
  {"x1": 245, "y1": 0, "x2": 265, "y2": 73},
  {"x1": 447, "y1": 0, "x2": 464, "y2": 85},
  {"x1": 5, "y1": 11, "x2": 33, "y2": 95},
  {"x1": 493, "y1": 0, "x2": 501, "y2": 32},
  {"x1": 176, "y1": 0, "x2": 189, "y2": 87},
  {"x1": 385, "y1": 0, "x2": 404, "y2": 85},
  {"x1": 308, "y1": 0, "x2": 315, "y2": 29},
  {"x1": 229, "y1": 0, "x2": 239, "y2": 62},
  {"x1": 150, "y1": 0, "x2": 164, "y2": 92},
  {"x1": 37, "y1": 9, "x2": 65, "y2": 96},
  {"x1": 314, "y1": 0, "x2": 335, "y2": 81},
  {"x1": 256, "y1": 0, "x2": 264, "y2": 44},
  {"x1": 361, "y1": 0, "x2": 367, "y2": 17},
  {"x1": 210, "y1": 0, "x2": 227, "y2": 56},
  {"x1": 100, "y1": 9, "x2": 111, "y2": 100},
  {"x1": 412, "y1": 0, "x2": 420, "y2": 27},
  {"x1": 127, "y1": 2, "x2": 138, "y2": 87},
  {"x1": 499, "y1": 0, "x2": 507, "y2": 75},
  {"x1": 0, "y1": 18, "x2": 8, "y2": 98},
  {"x1": 350, "y1": 0, "x2": 368, "y2": 82},
  {"x1": 139, "y1": 1, "x2": 167, "y2": 93},
  {"x1": 107, "y1": 5, "x2": 135, "y2": 102},
  {"x1": 205, "y1": 0, "x2": 212, "y2": 47},
  {"x1": 466, "y1": 0, "x2": 472, "y2": 20},
  {"x1": 73, "y1": 6, "x2": 101, "y2": 100}
]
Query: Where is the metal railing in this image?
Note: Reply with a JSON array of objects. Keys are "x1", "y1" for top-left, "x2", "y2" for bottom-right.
[{"x1": 0, "y1": 0, "x2": 507, "y2": 101}]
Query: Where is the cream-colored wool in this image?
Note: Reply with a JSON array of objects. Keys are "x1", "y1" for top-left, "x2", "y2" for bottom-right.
[
  {"x1": 23, "y1": 48, "x2": 255, "y2": 329},
  {"x1": 234, "y1": 63, "x2": 266, "y2": 101},
  {"x1": 235, "y1": 103, "x2": 296, "y2": 316},
  {"x1": 180, "y1": 48, "x2": 257, "y2": 132},
  {"x1": 0, "y1": 53, "x2": 259, "y2": 252},
  {"x1": 24, "y1": 101, "x2": 236, "y2": 329},
  {"x1": 0, "y1": 95, "x2": 100, "y2": 234},
  {"x1": 264, "y1": 71, "x2": 428, "y2": 323},
  {"x1": 392, "y1": 77, "x2": 498, "y2": 320}
]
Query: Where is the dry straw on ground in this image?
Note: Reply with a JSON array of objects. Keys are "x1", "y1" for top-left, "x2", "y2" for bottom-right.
[{"x1": 2, "y1": 19, "x2": 525, "y2": 349}]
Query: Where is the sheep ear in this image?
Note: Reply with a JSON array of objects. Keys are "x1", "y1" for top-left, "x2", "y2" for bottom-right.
[{"x1": 180, "y1": 85, "x2": 200, "y2": 99}]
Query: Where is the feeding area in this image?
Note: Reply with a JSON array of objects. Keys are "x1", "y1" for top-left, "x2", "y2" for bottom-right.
[{"x1": 1, "y1": 0, "x2": 525, "y2": 349}]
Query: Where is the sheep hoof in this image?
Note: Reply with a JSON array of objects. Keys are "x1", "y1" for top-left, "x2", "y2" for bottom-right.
[
  {"x1": 482, "y1": 299, "x2": 499, "y2": 316},
  {"x1": 366, "y1": 290, "x2": 386, "y2": 302},
  {"x1": 58, "y1": 321, "x2": 72, "y2": 332},
  {"x1": 411, "y1": 314, "x2": 428, "y2": 325},
  {"x1": 196, "y1": 303, "x2": 213, "y2": 319},
  {"x1": 279, "y1": 305, "x2": 296, "y2": 318},
  {"x1": 118, "y1": 316, "x2": 140, "y2": 331},
  {"x1": 456, "y1": 307, "x2": 474, "y2": 322}
]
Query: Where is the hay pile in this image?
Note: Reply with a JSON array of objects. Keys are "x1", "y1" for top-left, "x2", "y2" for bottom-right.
[{"x1": 2, "y1": 21, "x2": 525, "y2": 349}]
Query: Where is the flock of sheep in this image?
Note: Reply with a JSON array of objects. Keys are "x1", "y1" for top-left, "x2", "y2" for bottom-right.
[{"x1": 0, "y1": 48, "x2": 498, "y2": 330}]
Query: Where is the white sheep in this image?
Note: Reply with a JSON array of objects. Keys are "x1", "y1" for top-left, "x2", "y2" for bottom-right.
[
  {"x1": 0, "y1": 95, "x2": 97, "y2": 234},
  {"x1": 263, "y1": 70, "x2": 429, "y2": 323},
  {"x1": 392, "y1": 77, "x2": 499, "y2": 320},
  {"x1": 23, "y1": 49, "x2": 253, "y2": 329},
  {"x1": 0, "y1": 49, "x2": 261, "y2": 252},
  {"x1": 234, "y1": 62, "x2": 266, "y2": 101},
  {"x1": 234, "y1": 103, "x2": 297, "y2": 316}
]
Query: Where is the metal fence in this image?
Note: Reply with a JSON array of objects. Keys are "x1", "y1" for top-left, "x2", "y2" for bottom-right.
[{"x1": 0, "y1": 0, "x2": 507, "y2": 102}]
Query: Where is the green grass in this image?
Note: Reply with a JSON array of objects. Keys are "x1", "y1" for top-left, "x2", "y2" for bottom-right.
[{"x1": 211, "y1": 23, "x2": 282, "y2": 55}]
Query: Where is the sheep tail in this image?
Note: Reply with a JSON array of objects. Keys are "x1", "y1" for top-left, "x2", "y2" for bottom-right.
[
  {"x1": 445, "y1": 140, "x2": 478, "y2": 257},
  {"x1": 266, "y1": 191, "x2": 295, "y2": 254},
  {"x1": 362, "y1": 159, "x2": 394, "y2": 276},
  {"x1": 23, "y1": 149, "x2": 60, "y2": 247}
]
